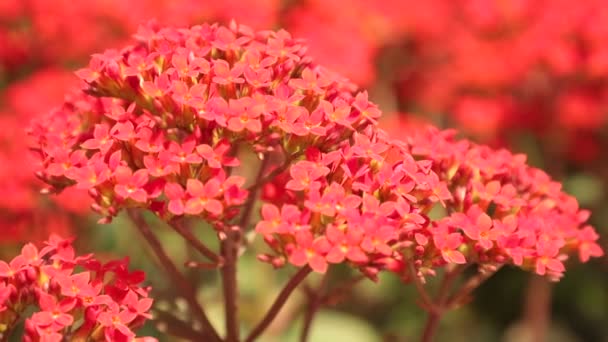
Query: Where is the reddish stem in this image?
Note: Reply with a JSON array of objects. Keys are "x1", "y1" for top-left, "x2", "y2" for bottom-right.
[
  {"x1": 222, "y1": 231, "x2": 240, "y2": 342},
  {"x1": 420, "y1": 266, "x2": 464, "y2": 342},
  {"x1": 127, "y1": 210, "x2": 222, "y2": 342},
  {"x1": 245, "y1": 266, "x2": 312, "y2": 342},
  {"x1": 523, "y1": 275, "x2": 553, "y2": 342},
  {"x1": 447, "y1": 266, "x2": 502, "y2": 309},
  {"x1": 418, "y1": 264, "x2": 500, "y2": 342},
  {"x1": 169, "y1": 219, "x2": 222, "y2": 264},
  {"x1": 299, "y1": 274, "x2": 365, "y2": 342},
  {"x1": 299, "y1": 273, "x2": 329, "y2": 342},
  {"x1": 223, "y1": 156, "x2": 270, "y2": 341},
  {"x1": 246, "y1": 152, "x2": 298, "y2": 192},
  {"x1": 408, "y1": 260, "x2": 435, "y2": 311}
]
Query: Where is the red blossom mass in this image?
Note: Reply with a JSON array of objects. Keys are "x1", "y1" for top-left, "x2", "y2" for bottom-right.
[
  {"x1": 0, "y1": 235, "x2": 154, "y2": 341},
  {"x1": 0, "y1": 0, "x2": 280, "y2": 82},
  {"x1": 283, "y1": 0, "x2": 608, "y2": 165},
  {"x1": 29, "y1": 21, "x2": 602, "y2": 286},
  {"x1": 0, "y1": 69, "x2": 91, "y2": 243}
]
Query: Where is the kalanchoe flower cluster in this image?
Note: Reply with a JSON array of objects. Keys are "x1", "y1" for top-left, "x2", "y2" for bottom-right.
[
  {"x1": 256, "y1": 126, "x2": 451, "y2": 275},
  {"x1": 29, "y1": 21, "x2": 377, "y2": 230},
  {"x1": 0, "y1": 69, "x2": 91, "y2": 243},
  {"x1": 400, "y1": 127, "x2": 604, "y2": 280},
  {"x1": 0, "y1": 235, "x2": 154, "y2": 341},
  {"x1": 30, "y1": 21, "x2": 602, "y2": 287},
  {"x1": 280, "y1": 0, "x2": 608, "y2": 165},
  {"x1": 257, "y1": 124, "x2": 604, "y2": 280}
]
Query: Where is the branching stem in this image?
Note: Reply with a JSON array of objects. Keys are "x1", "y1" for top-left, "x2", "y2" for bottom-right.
[
  {"x1": 127, "y1": 209, "x2": 222, "y2": 342},
  {"x1": 246, "y1": 266, "x2": 312, "y2": 342}
]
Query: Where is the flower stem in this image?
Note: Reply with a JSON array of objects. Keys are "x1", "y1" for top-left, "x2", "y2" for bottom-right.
[
  {"x1": 420, "y1": 310, "x2": 442, "y2": 342},
  {"x1": 300, "y1": 274, "x2": 366, "y2": 341},
  {"x1": 246, "y1": 266, "x2": 312, "y2": 342},
  {"x1": 408, "y1": 260, "x2": 435, "y2": 310},
  {"x1": 246, "y1": 151, "x2": 298, "y2": 193},
  {"x1": 222, "y1": 231, "x2": 240, "y2": 342},
  {"x1": 169, "y1": 219, "x2": 222, "y2": 264},
  {"x1": 127, "y1": 209, "x2": 222, "y2": 342},
  {"x1": 446, "y1": 265, "x2": 502, "y2": 309},
  {"x1": 420, "y1": 266, "x2": 464, "y2": 342},
  {"x1": 300, "y1": 273, "x2": 329, "y2": 342},
  {"x1": 223, "y1": 155, "x2": 270, "y2": 341},
  {"x1": 522, "y1": 275, "x2": 553, "y2": 342},
  {"x1": 300, "y1": 303, "x2": 317, "y2": 342}
]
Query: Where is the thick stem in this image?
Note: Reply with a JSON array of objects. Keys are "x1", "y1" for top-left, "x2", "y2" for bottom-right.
[
  {"x1": 300, "y1": 301, "x2": 318, "y2": 342},
  {"x1": 222, "y1": 232, "x2": 240, "y2": 342},
  {"x1": 419, "y1": 266, "x2": 464, "y2": 342},
  {"x1": 523, "y1": 275, "x2": 553, "y2": 342},
  {"x1": 300, "y1": 274, "x2": 366, "y2": 342},
  {"x1": 169, "y1": 220, "x2": 222, "y2": 264},
  {"x1": 223, "y1": 155, "x2": 270, "y2": 341},
  {"x1": 420, "y1": 310, "x2": 442, "y2": 342},
  {"x1": 408, "y1": 260, "x2": 435, "y2": 310},
  {"x1": 299, "y1": 274, "x2": 329, "y2": 342},
  {"x1": 246, "y1": 152, "x2": 298, "y2": 193},
  {"x1": 246, "y1": 266, "x2": 312, "y2": 342},
  {"x1": 447, "y1": 266, "x2": 502, "y2": 309},
  {"x1": 126, "y1": 210, "x2": 222, "y2": 342}
]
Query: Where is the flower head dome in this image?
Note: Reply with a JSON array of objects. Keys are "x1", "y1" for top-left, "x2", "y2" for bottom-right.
[{"x1": 30, "y1": 22, "x2": 601, "y2": 280}]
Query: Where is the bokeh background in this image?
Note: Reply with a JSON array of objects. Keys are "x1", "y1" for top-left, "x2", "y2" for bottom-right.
[{"x1": 1, "y1": 0, "x2": 607, "y2": 341}]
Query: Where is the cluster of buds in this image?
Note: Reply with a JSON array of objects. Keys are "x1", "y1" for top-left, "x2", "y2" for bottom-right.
[
  {"x1": 0, "y1": 235, "x2": 154, "y2": 341},
  {"x1": 30, "y1": 21, "x2": 602, "y2": 288}
]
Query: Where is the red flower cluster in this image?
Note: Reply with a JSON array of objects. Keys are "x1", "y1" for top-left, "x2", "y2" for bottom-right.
[
  {"x1": 0, "y1": 69, "x2": 91, "y2": 243},
  {"x1": 0, "y1": 0, "x2": 278, "y2": 83},
  {"x1": 276, "y1": 0, "x2": 608, "y2": 164},
  {"x1": 0, "y1": 235, "x2": 154, "y2": 341},
  {"x1": 257, "y1": 128, "x2": 450, "y2": 274},
  {"x1": 389, "y1": 0, "x2": 608, "y2": 162},
  {"x1": 257, "y1": 124, "x2": 604, "y2": 280},
  {"x1": 29, "y1": 21, "x2": 376, "y2": 230},
  {"x1": 400, "y1": 128, "x2": 603, "y2": 280},
  {"x1": 30, "y1": 22, "x2": 603, "y2": 284},
  {"x1": 0, "y1": 0, "x2": 281, "y2": 244},
  {"x1": 283, "y1": 0, "x2": 448, "y2": 85}
]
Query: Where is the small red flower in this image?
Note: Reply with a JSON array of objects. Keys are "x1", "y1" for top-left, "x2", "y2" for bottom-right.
[
  {"x1": 325, "y1": 225, "x2": 368, "y2": 264},
  {"x1": 81, "y1": 124, "x2": 113, "y2": 153},
  {"x1": 212, "y1": 60, "x2": 245, "y2": 85},
  {"x1": 184, "y1": 179, "x2": 223, "y2": 216},
  {"x1": 31, "y1": 291, "x2": 76, "y2": 329},
  {"x1": 434, "y1": 231, "x2": 466, "y2": 265},
  {"x1": 114, "y1": 167, "x2": 149, "y2": 203},
  {"x1": 289, "y1": 68, "x2": 332, "y2": 94},
  {"x1": 288, "y1": 231, "x2": 331, "y2": 273}
]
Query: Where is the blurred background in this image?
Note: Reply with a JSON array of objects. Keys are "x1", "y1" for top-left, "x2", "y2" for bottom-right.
[{"x1": 0, "y1": 0, "x2": 607, "y2": 341}]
